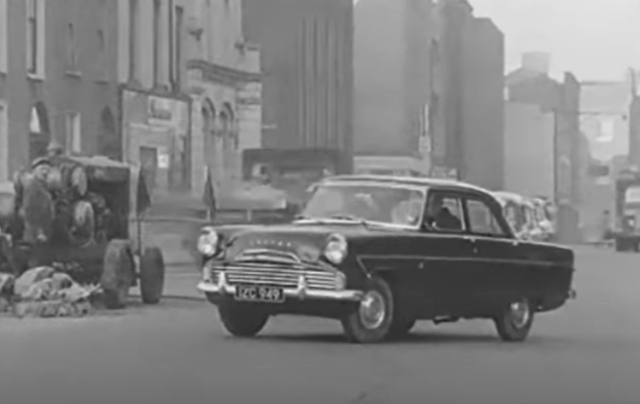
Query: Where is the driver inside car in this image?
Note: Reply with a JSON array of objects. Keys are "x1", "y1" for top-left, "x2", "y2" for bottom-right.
[{"x1": 425, "y1": 195, "x2": 462, "y2": 231}]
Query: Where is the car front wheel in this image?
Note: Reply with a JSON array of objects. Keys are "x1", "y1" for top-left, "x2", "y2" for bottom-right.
[
  {"x1": 341, "y1": 277, "x2": 394, "y2": 344},
  {"x1": 494, "y1": 298, "x2": 535, "y2": 342},
  {"x1": 218, "y1": 300, "x2": 269, "y2": 338}
]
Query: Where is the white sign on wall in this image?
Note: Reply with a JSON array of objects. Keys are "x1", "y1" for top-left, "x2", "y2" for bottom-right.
[
  {"x1": 625, "y1": 186, "x2": 640, "y2": 204},
  {"x1": 148, "y1": 96, "x2": 185, "y2": 128}
]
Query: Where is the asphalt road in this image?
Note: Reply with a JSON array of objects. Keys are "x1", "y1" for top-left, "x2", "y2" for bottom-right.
[{"x1": 1, "y1": 246, "x2": 639, "y2": 404}]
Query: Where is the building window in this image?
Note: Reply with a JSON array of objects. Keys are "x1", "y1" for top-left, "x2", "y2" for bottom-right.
[
  {"x1": 128, "y1": 0, "x2": 139, "y2": 81},
  {"x1": 0, "y1": 102, "x2": 7, "y2": 181},
  {"x1": 0, "y1": 0, "x2": 7, "y2": 73},
  {"x1": 65, "y1": 112, "x2": 81, "y2": 154},
  {"x1": 66, "y1": 23, "x2": 78, "y2": 71},
  {"x1": 26, "y1": 0, "x2": 38, "y2": 74},
  {"x1": 168, "y1": 0, "x2": 174, "y2": 87},
  {"x1": 97, "y1": 29, "x2": 106, "y2": 77},
  {"x1": 174, "y1": 6, "x2": 184, "y2": 88},
  {"x1": 153, "y1": 0, "x2": 161, "y2": 86}
]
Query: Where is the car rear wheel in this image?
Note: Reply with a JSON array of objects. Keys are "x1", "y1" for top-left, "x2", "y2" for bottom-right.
[
  {"x1": 218, "y1": 300, "x2": 269, "y2": 338},
  {"x1": 494, "y1": 298, "x2": 535, "y2": 342},
  {"x1": 341, "y1": 277, "x2": 394, "y2": 344}
]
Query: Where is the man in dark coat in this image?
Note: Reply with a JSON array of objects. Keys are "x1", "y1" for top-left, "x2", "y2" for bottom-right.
[{"x1": 426, "y1": 195, "x2": 463, "y2": 231}]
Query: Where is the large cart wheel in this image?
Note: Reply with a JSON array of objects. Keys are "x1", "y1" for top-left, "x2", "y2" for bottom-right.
[
  {"x1": 341, "y1": 277, "x2": 394, "y2": 344},
  {"x1": 139, "y1": 246, "x2": 165, "y2": 305},
  {"x1": 101, "y1": 239, "x2": 135, "y2": 309},
  {"x1": 494, "y1": 297, "x2": 535, "y2": 342}
]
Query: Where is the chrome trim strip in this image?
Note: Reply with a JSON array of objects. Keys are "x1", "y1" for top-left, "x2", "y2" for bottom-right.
[
  {"x1": 234, "y1": 249, "x2": 302, "y2": 264},
  {"x1": 197, "y1": 271, "x2": 363, "y2": 302},
  {"x1": 356, "y1": 254, "x2": 568, "y2": 269}
]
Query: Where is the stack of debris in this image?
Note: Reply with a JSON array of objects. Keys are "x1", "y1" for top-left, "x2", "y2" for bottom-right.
[{"x1": 0, "y1": 266, "x2": 101, "y2": 318}]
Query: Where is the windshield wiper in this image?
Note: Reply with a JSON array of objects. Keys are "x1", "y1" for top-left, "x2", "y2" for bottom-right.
[
  {"x1": 328, "y1": 214, "x2": 371, "y2": 226},
  {"x1": 294, "y1": 214, "x2": 371, "y2": 227}
]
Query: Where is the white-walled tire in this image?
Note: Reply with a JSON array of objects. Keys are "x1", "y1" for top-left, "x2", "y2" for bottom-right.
[
  {"x1": 494, "y1": 298, "x2": 535, "y2": 342},
  {"x1": 341, "y1": 277, "x2": 394, "y2": 344}
]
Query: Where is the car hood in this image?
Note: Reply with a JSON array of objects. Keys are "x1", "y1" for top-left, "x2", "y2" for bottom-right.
[{"x1": 218, "y1": 220, "x2": 402, "y2": 261}]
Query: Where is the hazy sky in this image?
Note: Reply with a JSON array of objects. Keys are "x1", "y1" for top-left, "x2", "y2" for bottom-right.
[
  {"x1": 470, "y1": 0, "x2": 640, "y2": 81},
  {"x1": 354, "y1": 0, "x2": 640, "y2": 81}
]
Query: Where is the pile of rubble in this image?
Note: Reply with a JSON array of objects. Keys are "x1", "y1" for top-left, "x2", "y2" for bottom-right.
[{"x1": 0, "y1": 266, "x2": 101, "y2": 318}]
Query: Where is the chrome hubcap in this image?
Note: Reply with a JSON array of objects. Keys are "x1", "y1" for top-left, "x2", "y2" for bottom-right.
[
  {"x1": 509, "y1": 300, "x2": 530, "y2": 329},
  {"x1": 358, "y1": 291, "x2": 386, "y2": 330}
]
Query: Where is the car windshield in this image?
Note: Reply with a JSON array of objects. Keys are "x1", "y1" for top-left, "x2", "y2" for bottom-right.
[{"x1": 300, "y1": 182, "x2": 426, "y2": 227}]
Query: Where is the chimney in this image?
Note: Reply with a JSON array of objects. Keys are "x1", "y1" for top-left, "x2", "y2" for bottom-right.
[{"x1": 522, "y1": 52, "x2": 551, "y2": 75}]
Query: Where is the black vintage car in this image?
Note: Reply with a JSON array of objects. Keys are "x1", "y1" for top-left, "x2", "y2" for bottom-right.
[{"x1": 196, "y1": 175, "x2": 576, "y2": 344}]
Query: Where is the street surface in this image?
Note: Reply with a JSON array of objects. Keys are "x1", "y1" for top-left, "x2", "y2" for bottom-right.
[{"x1": 1, "y1": 246, "x2": 639, "y2": 404}]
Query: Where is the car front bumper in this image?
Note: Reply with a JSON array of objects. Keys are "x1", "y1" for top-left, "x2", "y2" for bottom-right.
[{"x1": 196, "y1": 271, "x2": 364, "y2": 302}]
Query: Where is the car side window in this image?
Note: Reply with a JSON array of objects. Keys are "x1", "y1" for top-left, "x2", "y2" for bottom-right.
[
  {"x1": 465, "y1": 198, "x2": 507, "y2": 237},
  {"x1": 423, "y1": 192, "x2": 465, "y2": 233}
]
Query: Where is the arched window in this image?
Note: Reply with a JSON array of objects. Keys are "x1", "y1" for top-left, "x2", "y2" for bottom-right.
[
  {"x1": 221, "y1": 102, "x2": 236, "y2": 149},
  {"x1": 29, "y1": 101, "x2": 50, "y2": 160},
  {"x1": 201, "y1": 98, "x2": 216, "y2": 137}
]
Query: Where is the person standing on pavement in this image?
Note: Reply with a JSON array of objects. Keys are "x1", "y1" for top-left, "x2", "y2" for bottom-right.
[{"x1": 601, "y1": 209, "x2": 613, "y2": 242}]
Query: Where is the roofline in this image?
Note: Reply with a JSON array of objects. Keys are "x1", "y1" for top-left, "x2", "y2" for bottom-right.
[{"x1": 323, "y1": 174, "x2": 491, "y2": 195}]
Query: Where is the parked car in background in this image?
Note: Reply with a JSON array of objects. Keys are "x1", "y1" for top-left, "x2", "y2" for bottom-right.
[
  {"x1": 532, "y1": 197, "x2": 556, "y2": 242},
  {"x1": 493, "y1": 192, "x2": 550, "y2": 242},
  {"x1": 493, "y1": 191, "x2": 533, "y2": 240},
  {"x1": 611, "y1": 168, "x2": 640, "y2": 252},
  {"x1": 197, "y1": 175, "x2": 576, "y2": 344}
]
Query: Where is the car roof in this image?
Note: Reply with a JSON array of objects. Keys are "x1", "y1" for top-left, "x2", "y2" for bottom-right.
[
  {"x1": 493, "y1": 191, "x2": 526, "y2": 202},
  {"x1": 323, "y1": 174, "x2": 494, "y2": 196}
]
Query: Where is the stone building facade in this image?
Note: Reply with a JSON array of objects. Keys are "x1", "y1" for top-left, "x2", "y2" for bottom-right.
[{"x1": 181, "y1": 0, "x2": 262, "y2": 197}]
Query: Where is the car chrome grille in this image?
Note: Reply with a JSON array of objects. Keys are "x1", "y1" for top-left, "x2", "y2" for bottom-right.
[
  {"x1": 207, "y1": 249, "x2": 338, "y2": 291},
  {"x1": 234, "y1": 249, "x2": 301, "y2": 266}
]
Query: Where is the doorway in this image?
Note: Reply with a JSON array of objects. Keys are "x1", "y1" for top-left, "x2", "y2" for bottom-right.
[{"x1": 139, "y1": 146, "x2": 158, "y2": 194}]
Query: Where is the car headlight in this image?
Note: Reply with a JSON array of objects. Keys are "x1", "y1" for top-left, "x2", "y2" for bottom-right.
[
  {"x1": 197, "y1": 226, "x2": 219, "y2": 257},
  {"x1": 324, "y1": 233, "x2": 348, "y2": 264}
]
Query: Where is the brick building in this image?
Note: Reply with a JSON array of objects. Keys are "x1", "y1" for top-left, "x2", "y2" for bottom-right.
[
  {"x1": 506, "y1": 53, "x2": 582, "y2": 243},
  {"x1": 117, "y1": 0, "x2": 192, "y2": 196},
  {"x1": 0, "y1": 0, "x2": 120, "y2": 181},
  {"x1": 353, "y1": 0, "x2": 435, "y2": 176},
  {"x1": 429, "y1": 0, "x2": 505, "y2": 190},
  {"x1": 242, "y1": 0, "x2": 354, "y2": 167}
]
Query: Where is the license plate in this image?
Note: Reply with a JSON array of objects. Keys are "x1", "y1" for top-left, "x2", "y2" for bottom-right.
[{"x1": 234, "y1": 285, "x2": 285, "y2": 303}]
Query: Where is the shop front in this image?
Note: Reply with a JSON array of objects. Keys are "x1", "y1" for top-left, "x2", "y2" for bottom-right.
[{"x1": 120, "y1": 89, "x2": 191, "y2": 197}]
